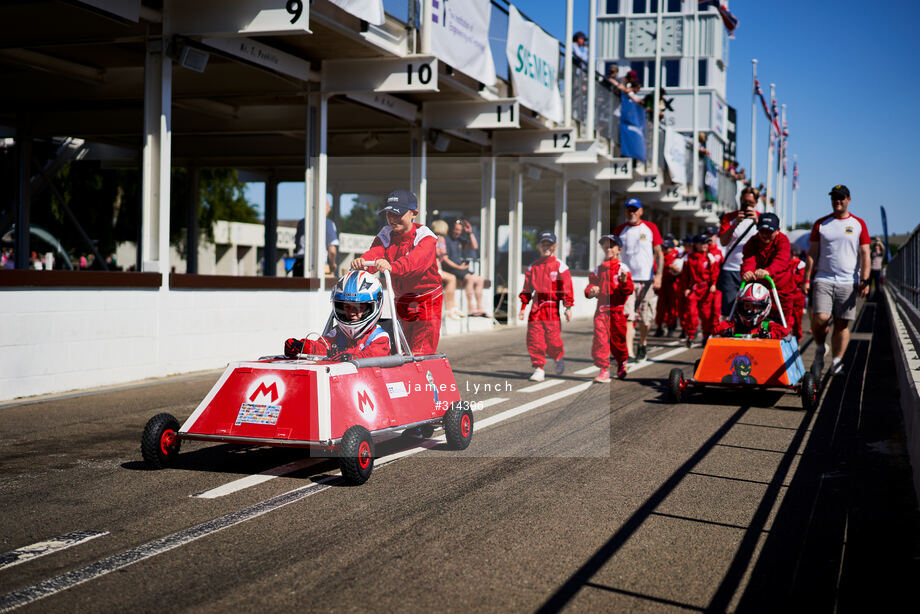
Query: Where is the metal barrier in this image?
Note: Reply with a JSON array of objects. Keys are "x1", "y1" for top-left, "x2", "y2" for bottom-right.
[{"x1": 887, "y1": 225, "x2": 920, "y2": 313}]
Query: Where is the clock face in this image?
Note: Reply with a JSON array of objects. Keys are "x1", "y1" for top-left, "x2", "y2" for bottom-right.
[{"x1": 626, "y1": 17, "x2": 683, "y2": 57}]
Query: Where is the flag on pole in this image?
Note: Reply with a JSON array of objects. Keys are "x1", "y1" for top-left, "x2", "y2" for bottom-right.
[
  {"x1": 754, "y1": 79, "x2": 774, "y2": 127},
  {"x1": 793, "y1": 161, "x2": 799, "y2": 190},
  {"x1": 619, "y1": 94, "x2": 647, "y2": 163},
  {"x1": 697, "y1": 1, "x2": 738, "y2": 37}
]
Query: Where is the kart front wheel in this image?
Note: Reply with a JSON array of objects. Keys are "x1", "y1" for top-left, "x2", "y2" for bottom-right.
[
  {"x1": 668, "y1": 369, "x2": 686, "y2": 403},
  {"x1": 800, "y1": 372, "x2": 818, "y2": 411},
  {"x1": 141, "y1": 413, "x2": 181, "y2": 469},
  {"x1": 339, "y1": 426, "x2": 375, "y2": 485},
  {"x1": 443, "y1": 406, "x2": 473, "y2": 450}
]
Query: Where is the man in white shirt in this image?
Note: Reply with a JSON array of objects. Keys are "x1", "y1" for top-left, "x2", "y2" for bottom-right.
[
  {"x1": 716, "y1": 186, "x2": 760, "y2": 318},
  {"x1": 614, "y1": 198, "x2": 663, "y2": 362},
  {"x1": 803, "y1": 185, "x2": 871, "y2": 377},
  {"x1": 573, "y1": 31, "x2": 588, "y2": 64}
]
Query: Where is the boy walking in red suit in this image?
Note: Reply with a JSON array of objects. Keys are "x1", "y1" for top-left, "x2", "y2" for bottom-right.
[
  {"x1": 680, "y1": 234, "x2": 721, "y2": 347},
  {"x1": 740, "y1": 213, "x2": 794, "y2": 327},
  {"x1": 586, "y1": 235, "x2": 634, "y2": 382},
  {"x1": 654, "y1": 239, "x2": 681, "y2": 336},
  {"x1": 351, "y1": 190, "x2": 442, "y2": 355},
  {"x1": 519, "y1": 231, "x2": 574, "y2": 382}
]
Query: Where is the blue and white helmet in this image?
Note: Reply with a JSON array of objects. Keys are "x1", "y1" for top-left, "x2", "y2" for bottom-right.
[{"x1": 331, "y1": 271, "x2": 384, "y2": 339}]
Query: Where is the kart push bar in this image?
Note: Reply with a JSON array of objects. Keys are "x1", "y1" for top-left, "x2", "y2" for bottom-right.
[{"x1": 728, "y1": 274, "x2": 788, "y2": 330}]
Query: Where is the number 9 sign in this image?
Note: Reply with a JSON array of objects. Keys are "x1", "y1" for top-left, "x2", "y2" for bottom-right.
[{"x1": 286, "y1": 0, "x2": 303, "y2": 24}]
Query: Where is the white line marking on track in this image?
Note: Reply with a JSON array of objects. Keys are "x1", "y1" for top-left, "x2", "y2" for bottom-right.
[
  {"x1": 574, "y1": 365, "x2": 600, "y2": 375},
  {"x1": 0, "y1": 480, "x2": 337, "y2": 612},
  {"x1": 518, "y1": 379, "x2": 563, "y2": 393},
  {"x1": 626, "y1": 347, "x2": 688, "y2": 373},
  {"x1": 0, "y1": 531, "x2": 108, "y2": 572},
  {"x1": 476, "y1": 382, "x2": 593, "y2": 429},
  {"x1": 192, "y1": 458, "x2": 321, "y2": 499},
  {"x1": 477, "y1": 397, "x2": 508, "y2": 410}
]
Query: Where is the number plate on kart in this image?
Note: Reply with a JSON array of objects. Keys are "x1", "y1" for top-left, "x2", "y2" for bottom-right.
[{"x1": 235, "y1": 402, "x2": 282, "y2": 426}]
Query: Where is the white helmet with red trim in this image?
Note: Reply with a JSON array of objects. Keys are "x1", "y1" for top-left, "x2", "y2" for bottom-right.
[
  {"x1": 737, "y1": 283, "x2": 772, "y2": 329},
  {"x1": 331, "y1": 271, "x2": 383, "y2": 339}
]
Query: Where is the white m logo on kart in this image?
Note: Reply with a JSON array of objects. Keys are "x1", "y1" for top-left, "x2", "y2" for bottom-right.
[{"x1": 247, "y1": 376, "x2": 285, "y2": 405}]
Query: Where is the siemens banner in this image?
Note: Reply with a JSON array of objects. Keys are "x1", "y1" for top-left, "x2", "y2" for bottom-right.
[
  {"x1": 505, "y1": 5, "x2": 563, "y2": 123},
  {"x1": 430, "y1": 0, "x2": 496, "y2": 86}
]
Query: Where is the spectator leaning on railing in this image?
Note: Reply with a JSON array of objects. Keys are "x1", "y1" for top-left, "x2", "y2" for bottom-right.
[
  {"x1": 431, "y1": 219, "x2": 461, "y2": 320},
  {"x1": 803, "y1": 184, "x2": 871, "y2": 377},
  {"x1": 441, "y1": 218, "x2": 487, "y2": 317}
]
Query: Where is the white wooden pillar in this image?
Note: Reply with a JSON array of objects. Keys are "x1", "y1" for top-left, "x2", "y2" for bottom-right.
[
  {"x1": 554, "y1": 178, "x2": 568, "y2": 266},
  {"x1": 410, "y1": 125, "x2": 428, "y2": 224},
  {"x1": 305, "y1": 91, "x2": 329, "y2": 288},
  {"x1": 508, "y1": 163, "x2": 523, "y2": 326},
  {"x1": 480, "y1": 154, "x2": 497, "y2": 307},
  {"x1": 141, "y1": 30, "x2": 172, "y2": 283},
  {"x1": 588, "y1": 190, "x2": 601, "y2": 271}
]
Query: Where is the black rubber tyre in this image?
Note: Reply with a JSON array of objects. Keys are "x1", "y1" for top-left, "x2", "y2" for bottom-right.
[
  {"x1": 443, "y1": 406, "x2": 473, "y2": 450},
  {"x1": 668, "y1": 368, "x2": 685, "y2": 403},
  {"x1": 141, "y1": 413, "x2": 181, "y2": 469},
  {"x1": 800, "y1": 372, "x2": 818, "y2": 411},
  {"x1": 338, "y1": 426, "x2": 374, "y2": 485}
]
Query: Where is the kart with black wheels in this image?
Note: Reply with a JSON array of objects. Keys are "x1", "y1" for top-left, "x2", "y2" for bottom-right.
[
  {"x1": 138, "y1": 271, "x2": 471, "y2": 485},
  {"x1": 674, "y1": 275, "x2": 814, "y2": 409}
]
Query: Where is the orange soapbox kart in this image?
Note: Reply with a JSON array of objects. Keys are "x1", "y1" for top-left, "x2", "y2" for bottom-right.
[
  {"x1": 140, "y1": 271, "x2": 472, "y2": 485},
  {"x1": 666, "y1": 276, "x2": 818, "y2": 411}
]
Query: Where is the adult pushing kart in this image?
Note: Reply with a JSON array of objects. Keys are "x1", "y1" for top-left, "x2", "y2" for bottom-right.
[
  {"x1": 666, "y1": 275, "x2": 818, "y2": 410},
  {"x1": 140, "y1": 270, "x2": 473, "y2": 485}
]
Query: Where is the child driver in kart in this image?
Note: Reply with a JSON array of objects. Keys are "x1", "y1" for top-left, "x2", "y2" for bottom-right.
[
  {"x1": 284, "y1": 270, "x2": 391, "y2": 360},
  {"x1": 712, "y1": 283, "x2": 791, "y2": 339}
]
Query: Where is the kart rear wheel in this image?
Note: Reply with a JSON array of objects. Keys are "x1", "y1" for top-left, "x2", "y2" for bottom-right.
[
  {"x1": 668, "y1": 369, "x2": 686, "y2": 403},
  {"x1": 339, "y1": 426, "x2": 374, "y2": 485},
  {"x1": 443, "y1": 406, "x2": 473, "y2": 450},
  {"x1": 800, "y1": 372, "x2": 818, "y2": 411},
  {"x1": 141, "y1": 413, "x2": 181, "y2": 469}
]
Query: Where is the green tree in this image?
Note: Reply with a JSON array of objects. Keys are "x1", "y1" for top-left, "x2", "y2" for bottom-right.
[
  {"x1": 171, "y1": 167, "x2": 259, "y2": 249},
  {"x1": 340, "y1": 197, "x2": 381, "y2": 235}
]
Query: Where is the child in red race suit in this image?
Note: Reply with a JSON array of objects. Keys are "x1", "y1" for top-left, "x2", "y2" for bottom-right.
[
  {"x1": 284, "y1": 270, "x2": 391, "y2": 359},
  {"x1": 712, "y1": 283, "x2": 791, "y2": 339},
  {"x1": 585, "y1": 234, "x2": 634, "y2": 383},
  {"x1": 519, "y1": 230, "x2": 574, "y2": 382},
  {"x1": 654, "y1": 239, "x2": 681, "y2": 337},
  {"x1": 680, "y1": 234, "x2": 721, "y2": 347},
  {"x1": 788, "y1": 247, "x2": 807, "y2": 340},
  {"x1": 351, "y1": 189, "x2": 442, "y2": 355}
]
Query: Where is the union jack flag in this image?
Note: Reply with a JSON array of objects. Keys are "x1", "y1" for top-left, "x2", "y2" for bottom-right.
[
  {"x1": 754, "y1": 79, "x2": 774, "y2": 127},
  {"x1": 697, "y1": 1, "x2": 739, "y2": 37},
  {"x1": 793, "y1": 162, "x2": 799, "y2": 190}
]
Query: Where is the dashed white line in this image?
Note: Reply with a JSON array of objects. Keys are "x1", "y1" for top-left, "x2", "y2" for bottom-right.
[
  {"x1": 518, "y1": 379, "x2": 564, "y2": 393},
  {"x1": 477, "y1": 397, "x2": 508, "y2": 410},
  {"x1": 574, "y1": 365, "x2": 600, "y2": 375},
  {"x1": 0, "y1": 531, "x2": 108, "y2": 572},
  {"x1": 193, "y1": 458, "x2": 322, "y2": 499}
]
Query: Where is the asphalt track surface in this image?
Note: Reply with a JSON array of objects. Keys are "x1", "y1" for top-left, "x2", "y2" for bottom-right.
[{"x1": 1, "y1": 302, "x2": 917, "y2": 612}]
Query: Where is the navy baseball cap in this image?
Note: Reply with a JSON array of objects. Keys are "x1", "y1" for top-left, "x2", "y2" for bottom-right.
[
  {"x1": 625, "y1": 198, "x2": 642, "y2": 210},
  {"x1": 537, "y1": 230, "x2": 557, "y2": 244},
  {"x1": 757, "y1": 212, "x2": 780, "y2": 232},
  {"x1": 829, "y1": 184, "x2": 850, "y2": 198},
  {"x1": 379, "y1": 189, "x2": 418, "y2": 214},
  {"x1": 682, "y1": 234, "x2": 694, "y2": 244},
  {"x1": 663, "y1": 239, "x2": 676, "y2": 249},
  {"x1": 692, "y1": 234, "x2": 708, "y2": 244},
  {"x1": 599, "y1": 234, "x2": 622, "y2": 247}
]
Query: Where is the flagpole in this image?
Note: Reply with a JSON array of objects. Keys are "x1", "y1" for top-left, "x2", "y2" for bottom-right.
[
  {"x1": 651, "y1": 0, "x2": 663, "y2": 173},
  {"x1": 777, "y1": 103, "x2": 786, "y2": 226},
  {"x1": 563, "y1": 0, "x2": 573, "y2": 127},
  {"x1": 792, "y1": 154, "x2": 797, "y2": 229},
  {"x1": 691, "y1": 0, "x2": 699, "y2": 198},
  {"x1": 766, "y1": 83, "x2": 775, "y2": 210},
  {"x1": 750, "y1": 59, "x2": 757, "y2": 188}
]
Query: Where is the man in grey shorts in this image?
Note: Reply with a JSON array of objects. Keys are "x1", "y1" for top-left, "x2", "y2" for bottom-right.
[{"x1": 803, "y1": 185, "x2": 871, "y2": 376}]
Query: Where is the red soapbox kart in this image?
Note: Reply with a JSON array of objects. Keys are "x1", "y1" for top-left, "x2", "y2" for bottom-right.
[
  {"x1": 666, "y1": 276, "x2": 818, "y2": 411},
  {"x1": 141, "y1": 271, "x2": 472, "y2": 485}
]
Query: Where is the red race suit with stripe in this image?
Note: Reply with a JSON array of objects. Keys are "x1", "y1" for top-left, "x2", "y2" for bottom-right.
[
  {"x1": 680, "y1": 251, "x2": 720, "y2": 338},
  {"x1": 655, "y1": 248, "x2": 681, "y2": 330},
  {"x1": 520, "y1": 256, "x2": 574, "y2": 368},
  {"x1": 789, "y1": 255, "x2": 806, "y2": 340},
  {"x1": 740, "y1": 232, "x2": 794, "y2": 326},
  {"x1": 298, "y1": 325, "x2": 391, "y2": 358},
  {"x1": 586, "y1": 259, "x2": 634, "y2": 369},
  {"x1": 361, "y1": 223, "x2": 442, "y2": 355}
]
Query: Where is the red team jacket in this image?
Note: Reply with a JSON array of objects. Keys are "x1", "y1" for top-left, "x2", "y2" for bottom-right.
[
  {"x1": 680, "y1": 252, "x2": 720, "y2": 298},
  {"x1": 584, "y1": 259, "x2": 634, "y2": 310},
  {"x1": 740, "y1": 232, "x2": 793, "y2": 296},
  {"x1": 301, "y1": 325, "x2": 391, "y2": 358},
  {"x1": 361, "y1": 223, "x2": 441, "y2": 299},
  {"x1": 520, "y1": 256, "x2": 575, "y2": 313}
]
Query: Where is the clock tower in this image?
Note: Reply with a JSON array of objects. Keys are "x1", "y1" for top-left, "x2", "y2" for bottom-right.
[{"x1": 597, "y1": 0, "x2": 731, "y2": 163}]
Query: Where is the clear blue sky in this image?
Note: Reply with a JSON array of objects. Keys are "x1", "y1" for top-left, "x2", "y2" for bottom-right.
[{"x1": 250, "y1": 0, "x2": 920, "y2": 238}]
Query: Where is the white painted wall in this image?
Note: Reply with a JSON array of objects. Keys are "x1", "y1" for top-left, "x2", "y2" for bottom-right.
[{"x1": 0, "y1": 288, "x2": 332, "y2": 401}]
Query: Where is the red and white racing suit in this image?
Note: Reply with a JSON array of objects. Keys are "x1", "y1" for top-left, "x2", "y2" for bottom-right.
[
  {"x1": 712, "y1": 319, "x2": 791, "y2": 339},
  {"x1": 655, "y1": 248, "x2": 681, "y2": 330},
  {"x1": 295, "y1": 324, "x2": 391, "y2": 358},
  {"x1": 586, "y1": 258, "x2": 634, "y2": 369},
  {"x1": 361, "y1": 223, "x2": 442, "y2": 355},
  {"x1": 789, "y1": 256, "x2": 806, "y2": 340},
  {"x1": 520, "y1": 256, "x2": 574, "y2": 368},
  {"x1": 740, "y1": 232, "x2": 794, "y2": 327},
  {"x1": 680, "y1": 251, "x2": 720, "y2": 339}
]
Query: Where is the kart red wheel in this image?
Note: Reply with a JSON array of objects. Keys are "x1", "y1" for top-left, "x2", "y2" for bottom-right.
[
  {"x1": 141, "y1": 413, "x2": 182, "y2": 469},
  {"x1": 668, "y1": 369, "x2": 686, "y2": 403},
  {"x1": 339, "y1": 426, "x2": 374, "y2": 485},
  {"x1": 800, "y1": 372, "x2": 818, "y2": 411},
  {"x1": 444, "y1": 406, "x2": 473, "y2": 450}
]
